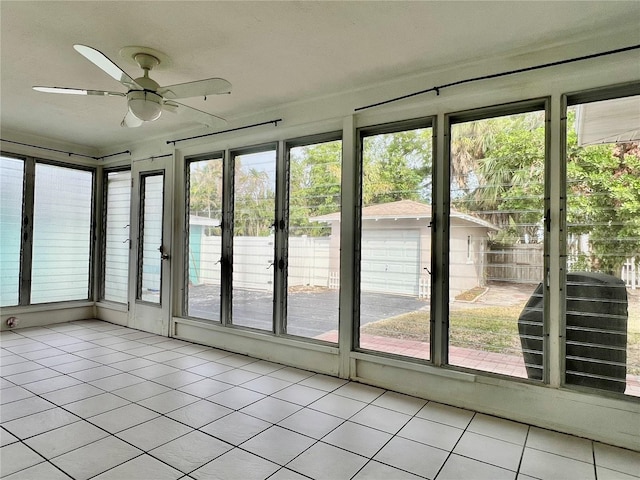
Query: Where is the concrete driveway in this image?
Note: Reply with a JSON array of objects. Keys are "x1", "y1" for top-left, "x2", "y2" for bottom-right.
[{"x1": 187, "y1": 284, "x2": 428, "y2": 337}]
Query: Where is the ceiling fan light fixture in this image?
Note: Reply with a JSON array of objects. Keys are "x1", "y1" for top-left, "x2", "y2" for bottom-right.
[{"x1": 128, "y1": 90, "x2": 163, "y2": 122}]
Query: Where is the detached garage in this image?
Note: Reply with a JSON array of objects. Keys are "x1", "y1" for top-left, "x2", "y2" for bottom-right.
[
  {"x1": 361, "y1": 228, "x2": 421, "y2": 295},
  {"x1": 312, "y1": 199, "x2": 498, "y2": 296}
]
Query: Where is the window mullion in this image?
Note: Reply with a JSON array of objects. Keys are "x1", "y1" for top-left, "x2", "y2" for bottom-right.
[
  {"x1": 221, "y1": 150, "x2": 233, "y2": 327},
  {"x1": 19, "y1": 157, "x2": 35, "y2": 306},
  {"x1": 547, "y1": 94, "x2": 564, "y2": 388},
  {"x1": 434, "y1": 113, "x2": 448, "y2": 366},
  {"x1": 273, "y1": 140, "x2": 286, "y2": 335}
]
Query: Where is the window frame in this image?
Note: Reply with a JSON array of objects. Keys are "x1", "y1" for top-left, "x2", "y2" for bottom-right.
[
  {"x1": 444, "y1": 97, "x2": 550, "y2": 381},
  {"x1": 562, "y1": 81, "x2": 640, "y2": 396},
  {"x1": 354, "y1": 116, "x2": 436, "y2": 360},
  {"x1": 228, "y1": 142, "x2": 279, "y2": 331},
  {"x1": 99, "y1": 166, "x2": 132, "y2": 305},
  {"x1": 283, "y1": 131, "x2": 343, "y2": 339},
  {"x1": 0, "y1": 153, "x2": 28, "y2": 307},
  {"x1": 1, "y1": 153, "x2": 97, "y2": 306},
  {"x1": 183, "y1": 151, "x2": 225, "y2": 321}
]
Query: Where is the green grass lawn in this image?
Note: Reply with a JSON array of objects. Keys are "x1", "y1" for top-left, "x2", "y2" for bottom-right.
[
  {"x1": 361, "y1": 304, "x2": 524, "y2": 354},
  {"x1": 361, "y1": 299, "x2": 640, "y2": 374}
]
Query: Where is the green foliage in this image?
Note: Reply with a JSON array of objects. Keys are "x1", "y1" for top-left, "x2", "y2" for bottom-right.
[
  {"x1": 189, "y1": 159, "x2": 223, "y2": 218},
  {"x1": 289, "y1": 141, "x2": 342, "y2": 236},
  {"x1": 452, "y1": 112, "x2": 546, "y2": 244},
  {"x1": 566, "y1": 120, "x2": 640, "y2": 274},
  {"x1": 362, "y1": 129, "x2": 432, "y2": 205},
  {"x1": 188, "y1": 110, "x2": 639, "y2": 273},
  {"x1": 234, "y1": 163, "x2": 275, "y2": 236}
]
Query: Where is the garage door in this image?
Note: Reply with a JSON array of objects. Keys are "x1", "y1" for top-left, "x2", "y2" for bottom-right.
[{"x1": 361, "y1": 229, "x2": 421, "y2": 295}]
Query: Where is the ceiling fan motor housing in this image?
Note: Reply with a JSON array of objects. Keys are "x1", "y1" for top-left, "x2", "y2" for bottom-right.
[{"x1": 127, "y1": 90, "x2": 163, "y2": 121}]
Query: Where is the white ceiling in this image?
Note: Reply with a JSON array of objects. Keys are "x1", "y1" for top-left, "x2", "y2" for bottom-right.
[{"x1": 1, "y1": 1, "x2": 638, "y2": 151}]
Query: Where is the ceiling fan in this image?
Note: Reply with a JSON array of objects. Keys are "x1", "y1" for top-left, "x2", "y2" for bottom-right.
[{"x1": 33, "y1": 44, "x2": 231, "y2": 128}]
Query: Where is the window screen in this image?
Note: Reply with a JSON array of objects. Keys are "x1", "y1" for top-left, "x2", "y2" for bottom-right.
[
  {"x1": 286, "y1": 138, "x2": 341, "y2": 340},
  {"x1": 449, "y1": 108, "x2": 546, "y2": 378},
  {"x1": 31, "y1": 163, "x2": 93, "y2": 303},
  {"x1": 0, "y1": 156, "x2": 24, "y2": 306},
  {"x1": 566, "y1": 94, "x2": 639, "y2": 396},
  {"x1": 186, "y1": 156, "x2": 223, "y2": 321},
  {"x1": 103, "y1": 170, "x2": 131, "y2": 303},
  {"x1": 358, "y1": 124, "x2": 433, "y2": 359}
]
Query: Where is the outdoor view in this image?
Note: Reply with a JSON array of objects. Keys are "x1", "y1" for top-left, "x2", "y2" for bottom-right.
[
  {"x1": 565, "y1": 96, "x2": 639, "y2": 396},
  {"x1": 187, "y1": 156, "x2": 223, "y2": 321},
  {"x1": 357, "y1": 126, "x2": 433, "y2": 358},
  {"x1": 286, "y1": 139, "x2": 341, "y2": 339},
  {"x1": 182, "y1": 97, "x2": 637, "y2": 395},
  {"x1": 231, "y1": 149, "x2": 277, "y2": 331},
  {"x1": 448, "y1": 108, "x2": 546, "y2": 378}
]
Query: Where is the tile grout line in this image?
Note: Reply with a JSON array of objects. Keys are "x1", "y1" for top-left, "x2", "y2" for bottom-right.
[
  {"x1": 592, "y1": 440, "x2": 598, "y2": 480},
  {"x1": 516, "y1": 425, "x2": 531, "y2": 478},
  {"x1": 430, "y1": 411, "x2": 476, "y2": 480},
  {"x1": 4, "y1": 320, "x2": 637, "y2": 480}
]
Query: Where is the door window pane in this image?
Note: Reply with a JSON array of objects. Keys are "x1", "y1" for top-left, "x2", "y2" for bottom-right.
[
  {"x1": 566, "y1": 95, "x2": 640, "y2": 396},
  {"x1": 232, "y1": 149, "x2": 276, "y2": 330},
  {"x1": 449, "y1": 110, "x2": 545, "y2": 378},
  {"x1": 287, "y1": 139, "x2": 341, "y2": 340},
  {"x1": 187, "y1": 157, "x2": 223, "y2": 321},
  {"x1": 138, "y1": 174, "x2": 164, "y2": 304},
  {"x1": 0, "y1": 156, "x2": 24, "y2": 306},
  {"x1": 31, "y1": 163, "x2": 93, "y2": 303},
  {"x1": 359, "y1": 126, "x2": 433, "y2": 359},
  {"x1": 103, "y1": 170, "x2": 131, "y2": 303}
]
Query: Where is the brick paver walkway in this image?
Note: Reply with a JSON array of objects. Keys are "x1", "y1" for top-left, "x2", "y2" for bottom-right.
[{"x1": 315, "y1": 330, "x2": 640, "y2": 396}]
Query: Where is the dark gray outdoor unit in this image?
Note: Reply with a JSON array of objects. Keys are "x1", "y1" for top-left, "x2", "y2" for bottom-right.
[{"x1": 518, "y1": 272, "x2": 628, "y2": 393}]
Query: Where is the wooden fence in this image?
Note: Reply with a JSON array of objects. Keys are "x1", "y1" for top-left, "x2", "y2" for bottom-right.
[{"x1": 485, "y1": 244, "x2": 544, "y2": 284}]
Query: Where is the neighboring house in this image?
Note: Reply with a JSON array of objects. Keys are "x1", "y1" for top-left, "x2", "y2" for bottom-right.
[{"x1": 311, "y1": 199, "x2": 499, "y2": 296}]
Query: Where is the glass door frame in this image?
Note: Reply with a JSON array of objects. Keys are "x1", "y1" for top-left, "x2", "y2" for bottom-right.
[
  {"x1": 129, "y1": 156, "x2": 173, "y2": 336},
  {"x1": 228, "y1": 143, "x2": 279, "y2": 332}
]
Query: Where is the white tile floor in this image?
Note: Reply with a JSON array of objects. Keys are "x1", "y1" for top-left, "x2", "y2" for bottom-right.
[{"x1": 1, "y1": 320, "x2": 638, "y2": 480}]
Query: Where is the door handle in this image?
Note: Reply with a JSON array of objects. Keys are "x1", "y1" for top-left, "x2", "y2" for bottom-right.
[{"x1": 158, "y1": 245, "x2": 170, "y2": 260}]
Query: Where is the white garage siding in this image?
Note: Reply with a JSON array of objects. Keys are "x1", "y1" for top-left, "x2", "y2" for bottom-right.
[{"x1": 361, "y1": 229, "x2": 421, "y2": 295}]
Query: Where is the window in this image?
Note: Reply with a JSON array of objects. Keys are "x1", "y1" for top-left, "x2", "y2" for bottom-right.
[
  {"x1": 448, "y1": 103, "x2": 547, "y2": 378},
  {"x1": 31, "y1": 163, "x2": 93, "y2": 303},
  {"x1": 231, "y1": 146, "x2": 277, "y2": 330},
  {"x1": 186, "y1": 155, "x2": 224, "y2": 321},
  {"x1": 103, "y1": 170, "x2": 131, "y2": 304},
  {"x1": 137, "y1": 173, "x2": 164, "y2": 304},
  {"x1": 358, "y1": 121, "x2": 433, "y2": 359},
  {"x1": 285, "y1": 136, "x2": 342, "y2": 340},
  {"x1": 565, "y1": 90, "x2": 640, "y2": 396},
  {"x1": 0, "y1": 156, "x2": 24, "y2": 307}
]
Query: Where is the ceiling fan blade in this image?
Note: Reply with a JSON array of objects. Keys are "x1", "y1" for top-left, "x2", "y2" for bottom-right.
[
  {"x1": 169, "y1": 101, "x2": 227, "y2": 128},
  {"x1": 163, "y1": 101, "x2": 179, "y2": 113},
  {"x1": 158, "y1": 78, "x2": 231, "y2": 100},
  {"x1": 121, "y1": 110, "x2": 144, "y2": 128},
  {"x1": 33, "y1": 86, "x2": 125, "y2": 97},
  {"x1": 74, "y1": 44, "x2": 141, "y2": 91}
]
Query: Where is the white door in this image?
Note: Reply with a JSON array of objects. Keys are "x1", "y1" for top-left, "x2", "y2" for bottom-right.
[
  {"x1": 129, "y1": 156, "x2": 173, "y2": 335},
  {"x1": 361, "y1": 229, "x2": 420, "y2": 295}
]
